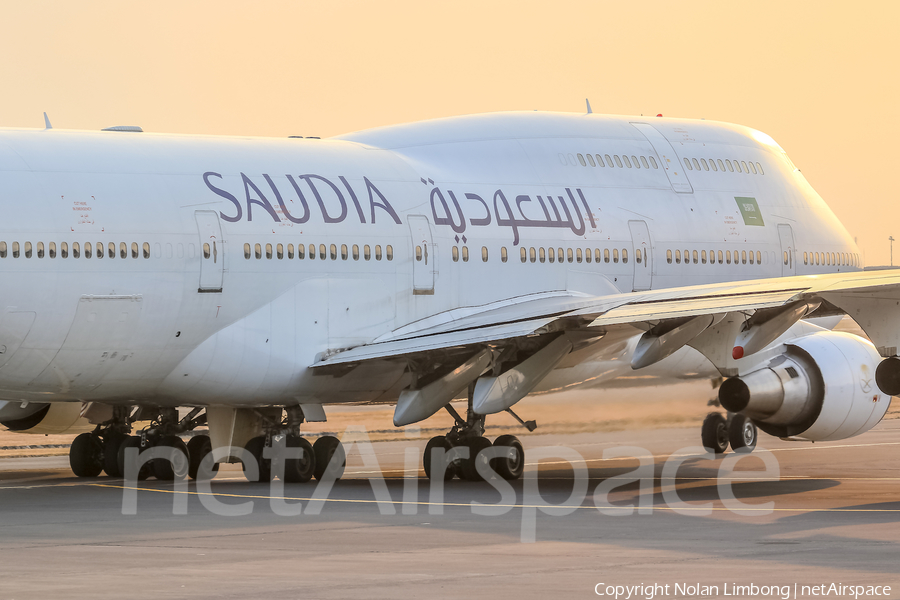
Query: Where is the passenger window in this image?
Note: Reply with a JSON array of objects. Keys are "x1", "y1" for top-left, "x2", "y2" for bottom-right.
[
  {"x1": 72, "y1": 242, "x2": 79, "y2": 259},
  {"x1": 693, "y1": 250, "x2": 698, "y2": 264},
  {"x1": 288, "y1": 243, "x2": 295, "y2": 259},
  {"x1": 717, "y1": 159, "x2": 725, "y2": 171},
  {"x1": 734, "y1": 161, "x2": 742, "y2": 173},
  {"x1": 278, "y1": 243, "x2": 285, "y2": 259},
  {"x1": 585, "y1": 248, "x2": 591, "y2": 263},
  {"x1": 0, "y1": 241, "x2": 5, "y2": 258},
  {"x1": 596, "y1": 154, "x2": 605, "y2": 167},
  {"x1": 363, "y1": 245, "x2": 370, "y2": 260},
  {"x1": 84, "y1": 242, "x2": 92, "y2": 259},
  {"x1": 622, "y1": 155, "x2": 632, "y2": 168},
  {"x1": 804, "y1": 251, "x2": 808, "y2": 265},
  {"x1": 595, "y1": 248, "x2": 601, "y2": 262},
  {"x1": 386, "y1": 245, "x2": 393, "y2": 260},
  {"x1": 340, "y1": 244, "x2": 347, "y2": 260},
  {"x1": 96, "y1": 242, "x2": 103, "y2": 258},
  {"x1": 501, "y1": 247, "x2": 508, "y2": 263},
  {"x1": 548, "y1": 247, "x2": 555, "y2": 263},
  {"x1": 717, "y1": 250, "x2": 723, "y2": 263},
  {"x1": 613, "y1": 248, "x2": 619, "y2": 263},
  {"x1": 576, "y1": 248, "x2": 582, "y2": 263},
  {"x1": 667, "y1": 249, "x2": 673, "y2": 264},
  {"x1": 460, "y1": 246, "x2": 467, "y2": 262},
  {"x1": 243, "y1": 243, "x2": 251, "y2": 259},
  {"x1": 749, "y1": 162, "x2": 758, "y2": 174},
  {"x1": 614, "y1": 155, "x2": 623, "y2": 168},
  {"x1": 684, "y1": 158, "x2": 693, "y2": 170},
  {"x1": 482, "y1": 246, "x2": 489, "y2": 262},
  {"x1": 130, "y1": 242, "x2": 137, "y2": 258},
  {"x1": 756, "y1": 251, "x2": 761, "y2": 264},
  {"x1": 352, "y1": 244, "x2": 359, "y2": 260},
  {"x1": 784, "y1": 251, "x2": 789, "y2": 265},
  {"x1": 636, "y1": 248, "x2": 642, "y2": 264},
  {"x1": 61, "y1": 242, "x2": 68, "y2": 258},
  {"x1": 586, "y1": 154, "x2": 596, "y2": 167},
  {"x1": 604, "y1": 248, "x2": 610, "y2": 263},
  {"x1": 750, "y1": 251, "x2": 755, "y2": 264},
  {"x1": 675, "y1": 249, "x2": 681, "y2": 264},
  {"x1": 320, "y1": 244, "x2": 327, "y2": 260},
  {"x1": 649, "y1": 156, "x2": 659, "y2": 169},
  {"x1": 567, "y1": 248, "x2": 574, "y2": 262},
  {"x1": 709, "y1": 159, "x2": 717, "y2": 172},
  {"x1": 726, "y1": 160, "x2": 734, "y2": 172},
  {"x1": 297, "y1": 244, "x2": 305, "y2": 259},
  {"x1": 756, "y1": 162, "x2": 764, "y2": 175},
  {"x1": 520, "y1": 247, "x2": 527, "y2": 263},
  {"x1": 631, "y1": 155, "x2": 640, "y2": 168},
  {"x1": 567, "y1": 153, "x2": 576, "y2": 165},
  {"x1": 539, "y1": 247, "x2": 546, "y2": 263},
  {"x1": 700, "y1": 159, "x2": 709, "y2": 171},
  {"x1": 375, "y1": 245, "x2": 383, "y2": 261},
  {"x1": 742, "y1": 250, "x2": 747, "y2": 264},
  {"x1": 416, "y1": 245, "x2": 422, "y2": 261},
  {"x1": 577, "y1": 153, "x2": 586, "y2": 166},
  {"x1": 452, "y1": 246, "x2": 459, "y2": 262},
  {"x1": 309, "y1": 244, "x2": 316, "y2": 260},
  {"x1": 206, "y1": 243, "x2": 213, "y2": 259},
  {"x1": 701, "y1": 250, "x2": 707, "y2": 264},
  {"x1": 605, "y1": 154, "x2": 613, "y2": 167},
  {"x1": 251, "y1": 243, "x2": 259, "y2": 259},
  {"x1": 692, "y1": 158, "x2": 701, "y2": 170},
  {"x1": 530, "y1": 247, "x2": 537, "y2": 263},
  {"x1": 329, "y1": 244, "x2": 337, "y2": 260},
  {"x1": 741, "y1": 161, "x2": 749, "y2": 173},
  {"x1": 640, "y1": 156, "x2": 649, "y2": 169},
  {"x1": 24, "y1": 241, "x2": 32, "y2": 258},
  {"x1": 622, "y1": 249, "x2": 628, "y2": 263},
  {"x1": 50, "y1": 242, "x2": 57, "y2": 259}
]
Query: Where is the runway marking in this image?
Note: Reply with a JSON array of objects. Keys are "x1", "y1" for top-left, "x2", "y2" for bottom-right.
[{"x1": 87, "y1": 482, "x2": 900, "y2": 514}]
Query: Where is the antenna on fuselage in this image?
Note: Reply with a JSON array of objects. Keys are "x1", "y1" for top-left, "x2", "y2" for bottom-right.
[
  {"x1": 586, "y1": 99, "x2": 592, "y2": 114},
  {"x1": 43, "y1": 112, "x2": 52, "y2": 130}
]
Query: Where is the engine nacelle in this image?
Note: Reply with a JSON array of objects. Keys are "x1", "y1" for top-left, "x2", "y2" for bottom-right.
[
  {"x1": 0, "y1": 401, "x2": 93, "y2": 435},
  {"x1": 719, "y1": 331, "x2": 890, "y2": 441}
]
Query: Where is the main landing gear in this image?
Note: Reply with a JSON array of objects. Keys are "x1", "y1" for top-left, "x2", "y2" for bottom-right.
[
  {"x1": 69, "y1": 406, "x2": 134, "y2": 478},
  {"x1": 701, "y1": 412, "x2": 758, "y2": 454},
  {"x1": 423, "y1": 393, "x2": 526, "y2": 482},
  {"x1": 240, "y1": 407, "x2": 347, "y2": 484}
]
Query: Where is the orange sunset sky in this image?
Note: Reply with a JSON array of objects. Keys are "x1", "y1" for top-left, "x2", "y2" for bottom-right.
[{"x1": 1, "y1": 1, "x2": 898, "y2": 264}]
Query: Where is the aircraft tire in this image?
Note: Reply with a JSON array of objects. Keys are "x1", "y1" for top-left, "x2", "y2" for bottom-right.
[
  {"x1": 117, "y1": 436, "x2": 152, "y2": 480},
  {"x1": 187, "y1": 435, "x2": 214, "y2": 480},
  {"x1": 313, "y1": 435, "x2": 345, "y2": 481},
  {"x1": 243, "y1": 436, "x2": 271, "y2": 482},
  {"x1": 492, "y1": 434, "x2": 525, "y2": 480},
  {"x1": 284, "y1": 435, "x2": 315, "y2": 483},
  {"x1": 459, "y1": 436, "x2": 492, "y2": 482},
  {"x1": 728, "y1": 414, "x2": 758, "y2": 453},
  {"x1": 103, "y1": 431, "x2": 128, "y2": 477},
  {"x1": 424, "y1": 436, "x2": 455, "y2": 481},
  {"x1": 701, "y1": 412, "x2": 729, "y2": 454},
  {"x1": 153, "y1": 435, "x2": 189, "y2": 481},
  {"x1": 70, "y1": 433, "x2": 104, "y2": 478}
]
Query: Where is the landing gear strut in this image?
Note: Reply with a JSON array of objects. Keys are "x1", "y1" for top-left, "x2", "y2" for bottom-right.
[
  {"x1": 423, "y1": 385, "x2": 526, "y2": 481},
  {"x1": 701, "y1": 411, "x2": 758, "y2": 454},
  {"x1": 69, "y1": 406, "x2": 133, "y2": 478},
  {"x1": 116, "y1": 407, "x2": 207, "y2": 481}
]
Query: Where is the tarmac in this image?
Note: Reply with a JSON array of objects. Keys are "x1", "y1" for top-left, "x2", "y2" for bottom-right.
[{"x1": 0, "y1": 422, "x2": 898, "y2": 599}]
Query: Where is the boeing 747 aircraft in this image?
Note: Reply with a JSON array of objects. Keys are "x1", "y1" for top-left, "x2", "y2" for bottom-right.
[{"x1": 0, "y1": 110, "x2": 898, "y2": 482}]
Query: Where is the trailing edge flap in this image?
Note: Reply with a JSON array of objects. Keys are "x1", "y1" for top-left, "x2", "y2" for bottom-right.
[{"x1": 311, "y1": 270, "x2": 900, "y2": 368}]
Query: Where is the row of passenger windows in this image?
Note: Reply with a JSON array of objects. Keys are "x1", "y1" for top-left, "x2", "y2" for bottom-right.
[
  {"x1": 0, "y1": 241, "x2": 152, "y2": 259},
  {"x1": 804, "y1": 251, "x2": 859, "y2": 267},
  {"x1": 450, "y1": 245, "x2": 643, "y2": 265},
  {"x1": 667, "y1": 248, "x2": 764, "y2": 265},
  {"x1": 243, "y1": 242, "x2": 394, "y2": 262},
  {"x1": 561, "y1": 152, "x2": 660, "y2": 170},
  {"x1": 683, "y1": 157, "x2": 764, "y2": 175}
]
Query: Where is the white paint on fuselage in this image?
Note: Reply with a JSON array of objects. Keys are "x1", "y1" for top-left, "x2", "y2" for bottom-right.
[{"x1": 0, "y1": 112, "x2": 860, "y2": 406}]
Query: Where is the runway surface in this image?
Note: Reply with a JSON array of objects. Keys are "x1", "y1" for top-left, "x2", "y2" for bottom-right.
[{"x1": 1, "y1": 424, "x2": 899, "y2": 599}]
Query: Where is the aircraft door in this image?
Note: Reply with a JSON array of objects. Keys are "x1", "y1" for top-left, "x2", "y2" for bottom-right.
[
  {"x1": 408, "y1": 215, "x2": 435, "y2": 295},
  {"x1": 628, "y1": 220, "x2": 653, "y2": 291},
  {"x1": 777, "y1": 224, "x2": 796, "y2": 276},
  {"x1": 195, "y1": 210, "x2": 224, "y2": 293},
  {"x1": 631, "y1": 123, "x2": 693, "y2": 194}
]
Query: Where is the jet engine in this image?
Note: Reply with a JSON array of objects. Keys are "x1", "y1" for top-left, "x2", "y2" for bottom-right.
[
  {"x1": 718, "y1": 331, "x2": 890, "y2": 441},
  {"x1": 0, "y1": 402, "x2": 92, "y2": 435}
]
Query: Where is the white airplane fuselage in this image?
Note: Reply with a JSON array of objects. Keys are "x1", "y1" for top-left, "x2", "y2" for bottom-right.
[{"x1": 0, "y1": 112, "x2": 860, "y2": 410}]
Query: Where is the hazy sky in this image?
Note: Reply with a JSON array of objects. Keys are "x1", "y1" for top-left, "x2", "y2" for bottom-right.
[{"x1": 1, "y1": 1, "x2": 897, "y2": 263}]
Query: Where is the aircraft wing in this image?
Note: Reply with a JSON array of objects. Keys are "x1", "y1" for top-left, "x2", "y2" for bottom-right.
[{"x1": 311, "y1": 269, "x2": 900, "y2": 369}]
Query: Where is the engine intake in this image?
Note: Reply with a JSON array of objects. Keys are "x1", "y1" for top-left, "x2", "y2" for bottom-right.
[{"x1": 719, "y1": 331, "x2": 890, "y2": 441}]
